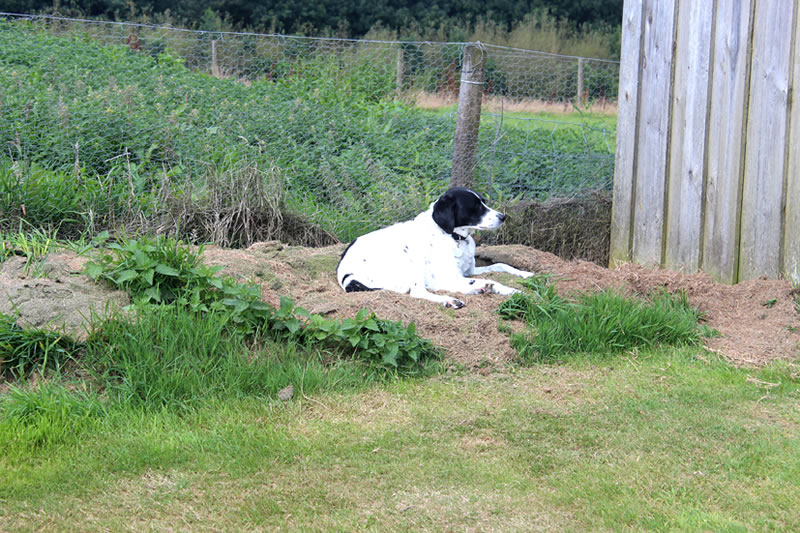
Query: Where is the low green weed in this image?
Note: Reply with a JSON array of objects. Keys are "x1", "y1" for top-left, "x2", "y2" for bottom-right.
[
  {"x1": 0, "y1": 226, "x2": 58, "y2": 276},
  {"x1": 85, "y1": 236, "x2": 215, "y2": 305},
  {"x1": 302, "y1": 308, "x2": 438, "y2": 371},
  {"x1": 85, "y1": 236, "x2": 440, "y2": 373},
  {"x1": 500, "y1": 275, "x2": 712, "y2": 363}
]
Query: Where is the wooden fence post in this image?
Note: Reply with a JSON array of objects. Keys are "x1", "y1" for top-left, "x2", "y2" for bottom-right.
[
  {"x1": 450, "y1": 42, "x2": 486, "y2": 188},
  {"x1": 577, "y1": 58, "x2": 585, "y2": 107},
  {"x1": 396, "y1": 46, "x2": 405, "y2": 93},
  {"x1": 211, "y1": 39, "x2": 221, "y2": 77}
]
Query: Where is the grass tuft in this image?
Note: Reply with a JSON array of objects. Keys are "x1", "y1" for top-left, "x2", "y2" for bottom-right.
[
  {"x1": 84, "y1": 305, "x2": 353, "y2": 411},
  {"x1": 0, "y1": 312, "x2": 84, "y2": 377},
  {"x1": 0, "y1": 382, "x2": 105, "y2": 456},
  {"x1": 500, "y1": 275, "x2": 714, "y2": 363}
]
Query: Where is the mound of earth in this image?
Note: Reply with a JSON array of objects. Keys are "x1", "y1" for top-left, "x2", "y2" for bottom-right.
[
  {"x1": 0, "y1": 253, "x2": 128, "y2": 338},
  {"x1": 2, "y1": 243, "x2": 798, "y2": 368}
]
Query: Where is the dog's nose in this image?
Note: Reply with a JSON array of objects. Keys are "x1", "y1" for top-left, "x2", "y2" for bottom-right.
[{"x1": 498, "y1": 213, "x2": 507, "y2": 222}]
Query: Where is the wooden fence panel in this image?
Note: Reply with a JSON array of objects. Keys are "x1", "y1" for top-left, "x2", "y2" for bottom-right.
[
  {"x1": 610, "y1": 1, "x2": 645, "y2": 266},
  {"x1": 739, "y1": 0, "x2": 793, "y2": 281},
  {"x1": 701, "y1": 0, "x2": 752, "y2": 284},
  {"x1": 614, "y1": 0, "x2": 800, "y2": 283},
  {"x1": 630, "y1": 0, "x2": 676, "y2": 266},
  {"x1": 664, "y1": 1, "x2": 713, "y2": 272}
]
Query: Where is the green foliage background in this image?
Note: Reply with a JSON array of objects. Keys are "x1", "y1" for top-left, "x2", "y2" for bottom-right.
[
  {"x1": 2, "y1": 1, "x2": 623, "y2": 43},
  {"x1": 0, "y1": 20, "x2": 616, "y2": 243}
]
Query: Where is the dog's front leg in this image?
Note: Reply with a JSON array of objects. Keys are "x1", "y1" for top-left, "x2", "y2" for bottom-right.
[
  {"x1": 408, "y1": 283, "x2": 465, "y2": 309},
  {"x1": 434, "y1": 276, "x2": 500, "y2": 296}
]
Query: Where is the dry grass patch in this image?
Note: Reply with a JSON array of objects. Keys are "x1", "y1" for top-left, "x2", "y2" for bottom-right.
[{"x1": 408, "y1": 91, "x2": 618, "y2": 116}]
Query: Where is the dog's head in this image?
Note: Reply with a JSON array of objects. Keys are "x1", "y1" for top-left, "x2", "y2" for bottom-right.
[{"x1": 432, "y1": 187, "x2": 506, "y2": 235}]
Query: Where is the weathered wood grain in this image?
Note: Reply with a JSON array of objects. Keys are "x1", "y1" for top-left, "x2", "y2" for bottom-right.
[
  {"x1": 630, "y1": 0, "x2": 676, "y2": 266},
  {"x1": 664, "y1": 1, "x2": 713, "y2": 272},
  {"x1": 739, "y1": 0, "x2": 793, "y2": 281},
  {"x1": 701, "y1": 0, "x2": 753, "y2": 284},
  {"x1": 783, "y1": 5, "x2": 800, "y2": 284},
  {"x1": 610, "y1": 0, "x2": 645, "y2": 267}
]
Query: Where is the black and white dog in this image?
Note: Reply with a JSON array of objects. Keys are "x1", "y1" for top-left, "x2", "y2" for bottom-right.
[{"x1": 337, "y1": 187, "x2": 533, "y2": 308}]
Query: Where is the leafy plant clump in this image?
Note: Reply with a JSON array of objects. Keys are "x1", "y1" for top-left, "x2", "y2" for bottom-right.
[
  {"x1": 85, "y1": 235, "x2": 440, "y2": 372},
  {"x1": 499, "y1": 275, "x2": 713, "y2": 363}
]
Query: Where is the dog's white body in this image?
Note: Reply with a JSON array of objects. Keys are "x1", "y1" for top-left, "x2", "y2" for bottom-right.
[{"x1": 337, "y1": 188, "x2": 533, "y2": 308}]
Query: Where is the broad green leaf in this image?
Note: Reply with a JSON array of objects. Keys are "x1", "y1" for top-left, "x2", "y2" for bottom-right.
[
  {"x1": 114, "y1": 269, "x2": 139, "y2": 285},
  {"x1": 382, "y1": 344, "x2": 399, "y2": 367},
  {"x1": 85, "y1": 262, "x2": 104, "y2": 279},
  {"x1": 143, "y1": 286, "x2": 162, "y2": 303},
  {"x1": 155, "y1": 263, "x2": 180, "y2": 276}
]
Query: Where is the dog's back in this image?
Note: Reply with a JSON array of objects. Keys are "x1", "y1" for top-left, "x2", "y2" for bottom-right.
[{"x1": 337, "y1": 217, "x2": 422, "y2": 293}]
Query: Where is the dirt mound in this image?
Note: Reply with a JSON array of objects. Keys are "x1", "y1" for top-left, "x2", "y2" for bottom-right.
[
  {"x1": 0, "y1": 253, "x2": 128, "y2": 339},
  {"x1": 2, "y1": 243, "x2": 798, "y2": 368}
]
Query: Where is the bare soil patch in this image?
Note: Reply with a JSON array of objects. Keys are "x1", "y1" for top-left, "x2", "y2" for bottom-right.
[{"x1": 2, "y1": 243, "x2": 798, "y2": 368}]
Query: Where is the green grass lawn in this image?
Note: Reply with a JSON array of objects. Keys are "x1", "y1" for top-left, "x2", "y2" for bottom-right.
[{"x1": 2, "y1": 348, "x2": 798, "y2": 531}]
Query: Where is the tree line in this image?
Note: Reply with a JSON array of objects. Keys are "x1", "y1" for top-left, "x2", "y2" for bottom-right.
[{"x1": 3, "y1": 0, "x2": 623, "y2": 38}]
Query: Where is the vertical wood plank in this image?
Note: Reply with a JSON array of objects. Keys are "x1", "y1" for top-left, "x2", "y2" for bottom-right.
[
  {"x1": 610, "y1": 0, "x2": 645, "y2": 267},
  {"x1": 783, "y1": 4, "x2": 800, "y2": 284},
  {"x1": 664, "y1": 1, "x2": 713, "y2": 272},
  {"x1": 702, "y1": 0, "x2": 753, "y2": 284},
  {"x1": 739, "y1": 0, "x2": 794, "y2": 281},
  {"x1": 631, "y1": 0, "x2": 676, "y2": 266}
]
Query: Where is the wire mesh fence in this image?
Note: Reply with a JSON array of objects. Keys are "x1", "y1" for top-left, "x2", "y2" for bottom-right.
[{"x1": 0, "y1": 13, "x2": 618, "y2": 243}]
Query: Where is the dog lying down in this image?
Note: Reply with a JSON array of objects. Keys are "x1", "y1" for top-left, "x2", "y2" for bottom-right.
[{"x1": 336, "y1": 187, "x2": 533, "y2": 308}]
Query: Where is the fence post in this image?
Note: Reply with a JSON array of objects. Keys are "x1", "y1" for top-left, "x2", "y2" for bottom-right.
[
  {"x1": 450, "y1": 42, "x2": 486, "y2": 188},
  {"x1": 211, "y1": 39, "x2": 220, "y2": 77},
  {"x1": 396, "y1": 46, "x2": 404, "y2": 92},
  {"x1": 577, "y1": 58, "x2": 585, "y2": 107}
]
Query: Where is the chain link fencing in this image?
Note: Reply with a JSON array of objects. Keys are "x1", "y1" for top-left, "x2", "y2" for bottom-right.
[{"x1": 0, "y1": 13, "x2": 618, "y2": 246}]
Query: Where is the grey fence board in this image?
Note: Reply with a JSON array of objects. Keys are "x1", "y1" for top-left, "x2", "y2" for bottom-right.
[
  {"x1": 739, "y1": 0, "x2": 793, "y2": 281},
  {"x1": 702, "y1": 0, "x2": 752, "y2": 284},
  {"x1": 785, "y1": 9, "x2": 800, "y2": 283},
  {"x1": 630, "y1": 0, "x2": 676, "y2": 266},
  {"x1": 664, "y1": 1, "x2": 713, "y2": 273},
  {"x1": 610, "y1": 1, "x2": 644, "y2": 266}
]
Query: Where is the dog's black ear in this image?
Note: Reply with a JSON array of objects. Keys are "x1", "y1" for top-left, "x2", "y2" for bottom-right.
[{"x1": 432, "y1": 192, "x2": 456, "y2": 234}]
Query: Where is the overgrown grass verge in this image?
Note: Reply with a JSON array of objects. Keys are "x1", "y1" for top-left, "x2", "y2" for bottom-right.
[
  {"x1": 1, "y1": 235, "x2": 441, "y2": 458},
  {"x1": 2, "y1": 349, "x2": 798, "y2": 531},
  {"x1": 500, "y1": 275, "x2": 714, "y2": 363},
  {"x1": 0, "y1": 226, "x2": 61, "y2": 276}
]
